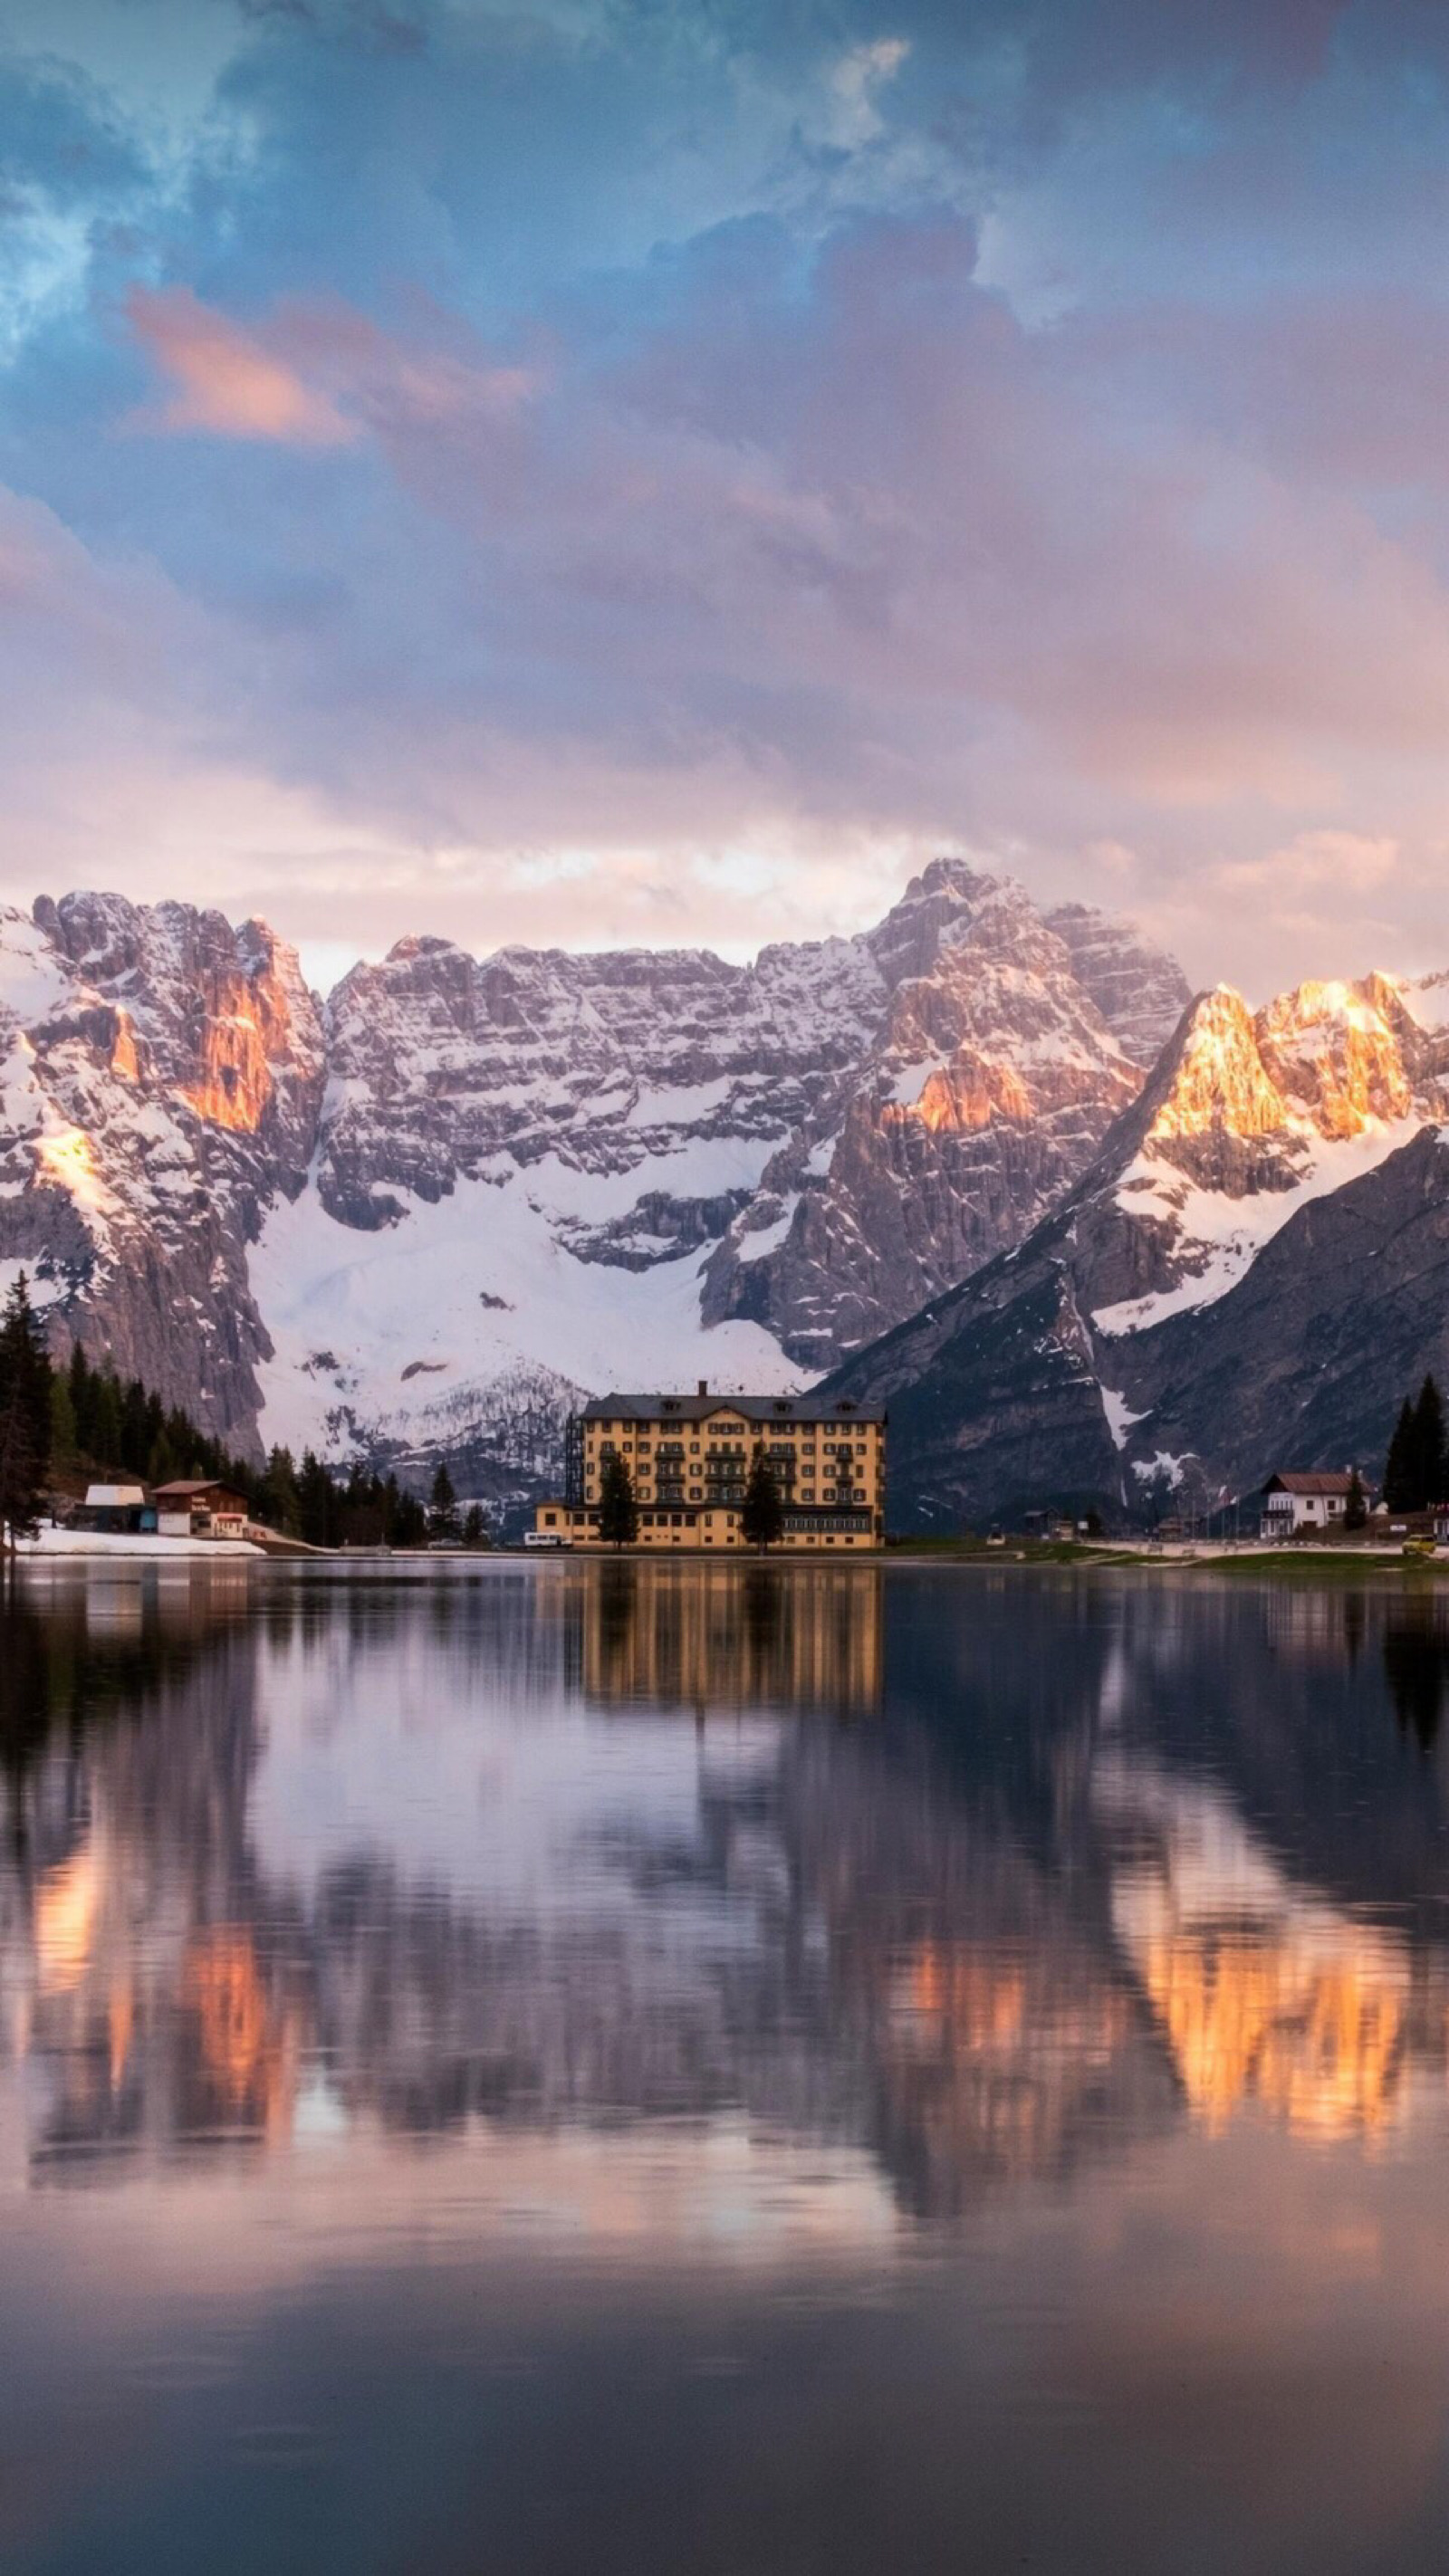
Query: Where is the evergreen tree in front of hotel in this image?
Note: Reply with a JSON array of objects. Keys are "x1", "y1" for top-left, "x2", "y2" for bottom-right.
[
  {"x1": 260, "y1": 1444, "x2": 302, "y2": 1537},
  {"x1": 461, "y1": 1503, "x2": 489, "y2": 1549},
  {"x1": 1384, "y1": 1374, "x2": 1448, "y2": 1511},
  {"x1": 0, "y1": 1275, "x2": 52, "y2": 1553},
  {"x1": 428, "y1": 1460, "x2": 459, "y2": 1542},
  {"x1": 741, "y1": 1448, "x2": 784, "y2": 1549},
  {"x1": 1344, "y1": 1467, "x2": 1367, "y2": 1530},
  {"x1": 598, "y1": 1451, "x2": 638, "y2": 1547},
  {"x1": 1409, "y1": 1374, "x2": 1440, "y2": 1508},
  {"x1": 1385, "y1": 1398, "x2": 1417, "y2": 1508}
]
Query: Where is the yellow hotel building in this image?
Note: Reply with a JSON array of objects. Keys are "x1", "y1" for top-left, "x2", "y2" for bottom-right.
[{"x1": 533, "y1": 1382, "x2": 887, "y2": 1550}]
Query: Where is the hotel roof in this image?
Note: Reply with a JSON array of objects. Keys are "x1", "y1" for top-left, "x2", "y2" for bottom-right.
[{"x1": 578, "y1": 1393, "x2": 886, "y2": 1424}]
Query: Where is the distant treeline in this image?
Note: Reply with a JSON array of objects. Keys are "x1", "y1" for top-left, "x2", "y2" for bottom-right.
[{"x1": 0, "y1": 1275, "x2": 484, "y2": 1550}]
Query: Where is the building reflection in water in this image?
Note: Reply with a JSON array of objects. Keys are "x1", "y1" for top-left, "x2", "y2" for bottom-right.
[
  {"x1": 578, "y1": 1559, "x2": 883, "y2": 1715},
  {"x1": 2, "y1": 1566, "x2": 1448, "y2": 2223}
]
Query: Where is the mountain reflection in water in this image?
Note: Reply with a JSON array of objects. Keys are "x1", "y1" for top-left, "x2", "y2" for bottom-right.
[
  {"x1": 9, "y1": 1565, "x2": 1449, "y2": 2576},
  {"x1": 2, "y1": 1565, "x2": 1448, "y2": 2218}
]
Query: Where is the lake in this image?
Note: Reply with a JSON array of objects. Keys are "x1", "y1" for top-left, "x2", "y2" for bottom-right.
[{"x1": 3, "y1": 1558, "x2": 1449, "y2": 2574}]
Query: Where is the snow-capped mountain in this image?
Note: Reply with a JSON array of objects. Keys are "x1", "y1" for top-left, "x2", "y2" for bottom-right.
[
  {"x1": 0, "y1": 893, "x2": 323, "y2": 1435},
  {"x1": 0, "y1": 859, "x2": 1179, "y2": 1511},
  {"x1": 824, "y1": 969, "x2": 1449, "y2": 1527},
  {"x1": 701, "y1": 869, "x2": 1188, "y2": 1364},
  {"x1": 8, "y1": 866, "x2": 1449, "y2": 1527}
]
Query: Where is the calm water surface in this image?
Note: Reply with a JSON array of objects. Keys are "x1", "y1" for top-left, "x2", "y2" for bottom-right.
[{"x1": 4, "y1": 1560, "x2": 1449, "y2": 2574}]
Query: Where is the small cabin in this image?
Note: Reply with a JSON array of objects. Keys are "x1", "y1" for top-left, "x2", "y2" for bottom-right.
[
  {"x1": 80, "y1": 1483, "x2": 154, "y2": 1534},
  {"x1": 151, "y1": 1479, "x2": 252, "y2": 1538}
]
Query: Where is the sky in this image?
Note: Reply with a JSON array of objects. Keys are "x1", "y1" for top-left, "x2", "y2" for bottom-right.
[{"x1": 3, "y1": 0, "x2": 1449, "y2": 997}]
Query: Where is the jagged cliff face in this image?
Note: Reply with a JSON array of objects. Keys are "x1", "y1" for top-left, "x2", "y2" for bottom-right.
[
  {"x1": 702, "y1": 869, "x2": 1188, "y2": 1363},
  {"x1": 10, "y1": 869, "x2": 1449, "y2": 1527},
  {"x1": 1090, "y1": 969, "x2": 1449, "y2": 1333},
  {"x1": 0, "y1": 863, "x2": 1184, "y2": 1496},
  {"x1": 823, "y1": 968, "x2": 1449, "y2": 1528},
  {"x1": 0, "y1": 895, "x2": 324, "y2": 1437},
  {"x1": 247, "y1": 859, "x2": 1186, "y2": 1499}
]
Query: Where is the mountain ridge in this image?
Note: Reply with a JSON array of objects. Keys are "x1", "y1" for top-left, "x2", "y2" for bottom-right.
[
  {"x1": 822, "y1": 965, "x2": 1449, "y2": 1526},
  {"x1": 2, "y1": 864, "x2": 1444, "y2": 1527},
  {"x1": 0, "y1": 861, "x2": 1190, "y2": 1516}
]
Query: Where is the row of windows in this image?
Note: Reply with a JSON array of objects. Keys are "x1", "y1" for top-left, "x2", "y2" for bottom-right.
[
  {"x1": 587, "y1": 1412, "x2": 870, "y2": 1432},
  {"x1": 590, "y1": 1424, "x2": 877, "y2": 1433},
  {"x1": 594, "y1": 1440, "x2": 873, "y2": 1457},
  {"x1": 591, "y1": 1488, "x2": 870, "y2": 1505},
  {"x1": 545, "y1": 1507, "x2": 875, "y2": 1531}
]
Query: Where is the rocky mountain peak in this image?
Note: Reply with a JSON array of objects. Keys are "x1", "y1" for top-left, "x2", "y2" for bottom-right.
[
  {"x1": 1045, "y1": 903, "x2": 1193, "y2": 1063},
  {"x1": 863, "y1": 855, "x2": 1005, "y2": 988},
  {"x1": 0, "y1": 867, "x2": 1194, "y2": 1516},
  {"x1": 1145, "y1": 986, "x2": 1286, "y2": 1147},
  {"x1": 1255, "y1": 974, "x2": 1421, "y2": 1139},
  {"x1": 819, "y1": 943, "x2": 1449, "y2": 1535}
]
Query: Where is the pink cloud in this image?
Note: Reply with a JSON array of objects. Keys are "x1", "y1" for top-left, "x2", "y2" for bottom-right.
[
  {"x1": 34, "y1": 227, "x2": 1449, "y2": 1001},
  {"x1": 125, "y1": 285, "x2": 542, "y2": 455},
  {"x1": 126, "y1": 286, "x2": 357, "y2": 446}
]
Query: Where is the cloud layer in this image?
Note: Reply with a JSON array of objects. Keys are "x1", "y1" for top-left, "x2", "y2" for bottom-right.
[{"x1": 2, "y1": 0, "x2": 1448, "y2": 991}]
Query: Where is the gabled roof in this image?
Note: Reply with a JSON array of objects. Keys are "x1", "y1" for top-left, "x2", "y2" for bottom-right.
[
  {"x1": 577, "y1": 1393, "x2": 886, "y2": 1424},
  {"x1": 1262, "y1": 1470, "x2": 1360, "y2": 1496},
  {"x1": 152, "y1": 1478, "x2": 246, "y2": 1499}
]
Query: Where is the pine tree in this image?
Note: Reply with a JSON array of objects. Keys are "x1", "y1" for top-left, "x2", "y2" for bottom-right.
[
  {"x1": 0, "y1": 1275, "x2": 51, "y2": 1552},
  {"x1": 461, "y1": 1503, "x2": 488, "y2": 1549},
  {"x1": 120, "y1": 1376, "x2": 150, "y2": 1477},
  {"x1": 428, "y1": 1460, "x2": 459, "y2": 1543},
  {"x1": 598, "y1": 1451, "x2": 638, "y2": 1547},
  {"x1": 261, "y1": 1445, "x2": 302, "y2": 1537},
  {"x1": 1414, "y1": 1375, "x2": 1447, "y2": 1508},
  {"x1": 145, "y1": 1429, "x2": 178, "y2": 1489},
  {"x1": 298, "y1": 1451, "x2": 335, "y2": 1548},
  {"x1": 1345, "y1": 1467, "x2": 1367, "y2": 1531},
  {"x1": 1385, "y1": 1399, "x2": 1417, "y2": 1510},
  {"x1": 89, "y1": 1370, "x2": 123, "y2": 1470},
  {"x1": 741, "y1": 1448, "x2": 784, "y2": 1549},
  {"x1": 48, "y1": 1372, "x2": 77, "y2": 1475},
  {"x1": 67, "y1": 1343, "x2": 92, "y2": 1452}
]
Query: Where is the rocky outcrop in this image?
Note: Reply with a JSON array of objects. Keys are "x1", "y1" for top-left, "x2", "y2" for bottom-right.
[
  {"x1": 0, "y1": 897, "x2": 324, "y2": 1443},
  {"x1": 10, "y1": 869, "x2": 1449, "y2": 1529},
  {"x1": 248, "y1": 860, "x2": 1187, "y2": 1492},
  {"x1": 701, "y1": 865, "x2": 1190, "y2": 1362},
  {"x1": 0, "y1": 864, "x2": 1184, "y2": 1489},
  {"x1": 822, "y1": 970, "x2": 1449, "y2": 1528}
]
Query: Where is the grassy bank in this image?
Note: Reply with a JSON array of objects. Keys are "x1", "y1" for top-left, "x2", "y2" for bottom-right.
[{"x1": 886, "y1": 1537, "x2": 1449, "y2": 1578}]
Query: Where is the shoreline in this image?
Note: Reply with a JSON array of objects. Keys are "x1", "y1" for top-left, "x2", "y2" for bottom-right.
[{"x1": 14, "y1": 1536, "x2": 1448, "y2": 1584}]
